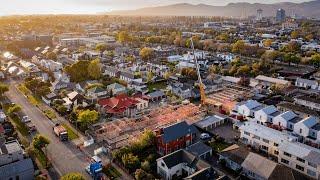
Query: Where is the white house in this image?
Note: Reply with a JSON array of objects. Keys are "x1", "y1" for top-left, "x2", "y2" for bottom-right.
[
  {"x1": 293, "y1": 116, "x2": 318, "y2": 138},
  {"x1": 295, "y1": 77, "x2": 320, "y2": 91},
  {"x1": 254, "y1": 105, "x2": 280, "y2": 124},
  {"x1": 255, "y1": 75, "x2": 291, "y2": 87},
  {"x1": 273, "y1": 111, "x2": 302, "y2": 131},
  {"x1": 236, "y1": 100, "x2": 263, "y2": 118},
  {"x1": 156, "y1": 149, "x2": 213, "y2": 180}
]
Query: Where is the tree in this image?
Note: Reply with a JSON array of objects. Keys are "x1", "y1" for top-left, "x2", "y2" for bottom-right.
[
  {"x1": 141, "y1": 160, "x2": 151, "y2": 172},
  {"x1": 32, "y1": 134, "x2": 50, "y2": 150},
  {"x1": 291, "y1": 31, "x2": 299, "y2": 39},
  {"x1": 236, "y1": 65, "x2": 251, "y2": 77},
  {"x1": 125, "y1": 55, "x2": 135, "y2": 63},
  {"x1": 163, "y1": 72, "x2": 171, "y2": 80},
  {"x1": 95, "y1": 43, "x2": 107, "y2": 57},
  {"x1": 134, "y1": 169, "x2": 153, "y2": 180},
  {"x1": 147, "y1": 72, "x2": 154, "y2": 83},
  {"x1": 238, "y1": 77, "x2": 250, "y2": 87},
  {"x1": 77, "y1": 109, "x2": 99, "y2": 129},
  {"x1": 64, "y1": 60, "x2": 90, "y2": 82},
  {"x1": 60, "y1": 173, "x2": 85, "y2": 180},
  {"x1": 305, "y1": 34, "x2": 314, "y2": 41},
  {"x1": 284, "y1": 53, "x2": 301, "y2": 66},
  {"x1": 208, "y1": 65, "x2": 220, "y2": 75},
  {"x1": 7, "y1": 105, "x2": 21, "y2": 115},
  {"x1": 122, "y1": 153, "x2": 140, "y2": 172},
  {"x1": 263, "y1": 39, "x2": 273, "y2": 47},
  {"x1": 46, "y1": 52, "x2": 57, "y2": 60},
  {"x1": 0, "y1": 83, "x2": 9, "y2": 97},
  {"x1": 118, "y1": 31, "x2": 131, "y2": 44},
  {"x1": 88, "y1": 59, "x2": 102, "y2": 79},
  {"x1": 139, "y1": 47, "x2": 154, "y2": 61},
  {"x1": 311, "y1": 54, "x2": 320, "y2": 68},
  {"x1": 232, "y1": 40, "x2": 245, "y2": 54}
]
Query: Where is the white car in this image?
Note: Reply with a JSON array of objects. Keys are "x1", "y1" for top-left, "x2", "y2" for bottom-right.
[
  {"x1": 85, "y1": 165, "x2": 92, "y2": 175},
  {"x1": 22, "y1": 116, "x2": 31, "y2": 123},
  {"x1": 200, "y1": 133, "x2": 211, "y2": 140}
]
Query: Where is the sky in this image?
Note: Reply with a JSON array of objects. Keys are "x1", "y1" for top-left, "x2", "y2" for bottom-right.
[{"x1": 0, "y1": 0, "x2": 313, "y2": 15}]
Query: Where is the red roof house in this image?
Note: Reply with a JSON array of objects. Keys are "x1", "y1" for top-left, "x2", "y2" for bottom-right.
[{"x1": 98, "y1": 94, "x2": 139, "y2": 117}]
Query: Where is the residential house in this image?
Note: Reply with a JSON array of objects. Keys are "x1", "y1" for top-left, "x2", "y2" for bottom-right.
[
  {"x1": 107, "y1": 83, "x2": 127, "y2": 96},
  {"x1": 156, "y1": 149, "x2": 217, "y2": 180},
  {"x1": 86, "y1": 86, "x2": 108, "y2": 100},
  {"x1": 147, "y1": 90, "x2": 166, "y2": 102},
  {"x1": 103, "y1": 66, "x2": 120, "y2": 77},
  {"x1": 273, "y1": 111, "x2": 302, "y2": 131},
  {"x1": 169, "y1": 83, "x2": 195, "y2": 99},
  {"x1": 219, "y1": 144, "x2": 250, "y2": 172},
  {"x1": 194, "y1": 115, "x2": 227, "y2": 131},
  {"x1": 0, "y1": 140, "x2": 35, "y2": 180},
  {"x1": 185, "y1": 142, "x2": 212, "y2": 161},
  {"x1": 239, "y1": 121, "x2": 298, "y2": 156},
  {"x1": 39, "y1": 59, "x2": 63, "y2": 72},
  {"x1": 293, "y1": 116, "x2": 319, "y2": 140},
  {"x1": 255, "y1": 75, "x2": 291, "y2": 88},
  {"x1": 254, "y1": 105, "x2": 281, "y2": 125},
  {"x1": 235, "y1": 100, "x2": 263, "y2": 118},
  {"x1": 42, "y1": 92, "x2": 59, "y2": 105},
  {"x1": 294, "y1": 95, "x2": 320, "y2": 111},
  {"x1": 156, "y1": 121, "x2": 198, "y2": 156},
  {"x1": 295, "y1": 78, "x2": 320, "y2": 91},
  {"x1": 120, "y1": 71, "x2": 136, "y2": 83},
  {"x1": 278, "y1": 141, "x2": 320, "y2": 179},
  {"x1": 128, "y1": 80, "x2": 148, "y2": 94},
  {"x1": 98, "y1": 94, "x2": 148, "y2": 118},
  {"x1": 241, "y1": 152, "x2": 308, "y2": 180},
  {"x1": 63, "y1": 91, "x2": 86, "y2": 110}
]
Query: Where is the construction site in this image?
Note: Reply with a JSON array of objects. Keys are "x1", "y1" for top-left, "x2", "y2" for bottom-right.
[
  {"x1": 88, "y1": 103, "x2": 206, "y2": 150},
  {"x1": 206, "y1": 84, "x2": 253, "y2": 113}
]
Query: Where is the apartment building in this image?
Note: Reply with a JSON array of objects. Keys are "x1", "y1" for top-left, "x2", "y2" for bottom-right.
[{"x1": 240, "y1": 122, "x2": 320, "y2": 179}]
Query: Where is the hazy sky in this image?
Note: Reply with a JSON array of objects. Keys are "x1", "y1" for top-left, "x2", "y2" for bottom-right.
[{"x1": 0, "y1": 0, "x2": 312, "y2": 15}]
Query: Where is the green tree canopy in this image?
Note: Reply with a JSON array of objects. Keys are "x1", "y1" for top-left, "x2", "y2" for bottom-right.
[
  {"x1": 0, "y1": 82, "x2": 9, "y2": 97},
  {"x1": 77, "y1": 109, "x2": 99, "y2": 128},
  {"x1": 139, "y1": 47, "x2": 154, "y2": 61},
  {"x1": 64, "y1": 60, "x2": 90, "y2": 82},
  {"x1": 7, "y1": 104, "x2": 21, "y2": 115},
  {"x1": 311, "y1": 54, "x2": 320, "y2": 68},
  {"x1": 32, "y1": 134, "x2": 50, "y2": 149},
  {"x1": 60, "y1": 173, "x2": 85, "y2": 180},
  {"x1": 122, "y1": 153, "x2": 140, "y2": 172},
  {"x1": 88, "y1": 59, "x2": 102, "y2": 80}
]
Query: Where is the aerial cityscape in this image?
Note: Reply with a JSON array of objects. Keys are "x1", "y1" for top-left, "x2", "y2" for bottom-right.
[{"x1": 1, "y1": 0, "x2": 320, "y2": 180}]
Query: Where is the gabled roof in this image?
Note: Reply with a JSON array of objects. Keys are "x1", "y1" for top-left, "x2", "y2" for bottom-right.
[
  {"x1": 98, "y1": 94, "x2": 139, "y2": 114},
  {"x1": 220, "y1": 144, "x2": 250, "y2": 165},
  {"x1": 87, "y1": 86, "x2": 106, "y2": 94},
  {"x1": 186, "y1": 142, "x2": 212, "y2": 157},
  {"x1": 242, "y1": 152, "x2": 277, "y2": 179},
  {"x1": 161, "y1": 121, "x2": 198, "y2": 144},
  {"x1": 256, "y1": 105, "x2": 279, "y2": 116},
  {"x1": 241, "y1": 100, "x2": 261, "y2": 110},
  {"x1": 297, "y1": 116, "x2": 318, "y2": 128}
]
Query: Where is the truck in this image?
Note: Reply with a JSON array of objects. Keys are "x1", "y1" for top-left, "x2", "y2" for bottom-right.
[{"x1": 53, "y1": 123, "x2": 68, "y2": 141}]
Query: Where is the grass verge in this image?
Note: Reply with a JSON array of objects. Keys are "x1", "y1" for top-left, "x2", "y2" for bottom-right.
[
  {"x1": 43, "y1": 109, "x2": 56, "y2": 120},
  {"x1": 62, "y1": 123, "x2": 79, "y2": 140},
  {"x1": 17, "y1": 84, "x2": 41, "y2": 106}
]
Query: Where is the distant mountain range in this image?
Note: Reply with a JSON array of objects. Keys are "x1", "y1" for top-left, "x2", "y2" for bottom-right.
[{"x1": 107, "y1": 0, "x2": 320, "y2": 18}]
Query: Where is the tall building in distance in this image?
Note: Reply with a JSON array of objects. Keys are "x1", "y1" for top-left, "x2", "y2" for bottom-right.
[
  {"x1": 256, "y1": 8, "x2": 263, "y2": 21},
  {"x1": 276, "y1": 8, "x2": 286, "y2": 22}
]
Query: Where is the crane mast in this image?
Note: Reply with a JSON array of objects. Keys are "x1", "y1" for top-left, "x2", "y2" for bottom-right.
[{"x1": 190, "y1": 38, "x2": 206, "y2": 105}]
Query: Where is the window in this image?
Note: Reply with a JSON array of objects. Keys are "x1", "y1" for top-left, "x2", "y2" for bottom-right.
[
  {"x1": 307, "y1": 169, "x2": 316, "y2": 177},
  {"x1": 296, "y1": 157, "x2": 305, "y2": 163},
  {"x1": 274, "y1": 143, "x2": 279, "y2": 147},
  {"x1": 296, "y1": 165, "x2": 304, "y2": 172},
  {"x1": 161, "y1": 162, "x2": 165, "y2": 167},
  {"x1": 284, "y1": 152, "x2": 292, "y2": 157},
  {"x1": 244, "y1": 131, "x2": 250, "y2": 136},
  {"x1": 253, "y1": 135, "x2": 260, "y2": 140},
  {"x1": 281, "y1": 158, "x2": 289, "y2": 164},
  {"x1": 308, "y1": 162, "x2": 317, "y2": 168},
  {"x1": 299, "y1": 129, "x2": 302, "y2": 133},
  {"x1": 262, "y1": 139, "x2": 269, "y2": 143},
  {"x1": 274, "y1": 150, "x2": 279, "y2": 155}
]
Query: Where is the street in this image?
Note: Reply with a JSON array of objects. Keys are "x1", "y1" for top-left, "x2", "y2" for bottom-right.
[{"x1": 5, "y1": 81, "x2": 91, "y2": 179}]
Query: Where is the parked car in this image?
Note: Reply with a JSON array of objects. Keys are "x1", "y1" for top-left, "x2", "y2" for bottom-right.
[
  {"x1": 22, "y1": 116, "x2": 31, "y2": 123},
  {"x1": 200, "y1": 133, "x2": 211, "y2": 140}
]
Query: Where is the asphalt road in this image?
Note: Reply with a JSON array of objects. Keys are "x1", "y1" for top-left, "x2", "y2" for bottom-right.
[{"x1": 6, "y1": 81, "x2": 91, "y2": 179}]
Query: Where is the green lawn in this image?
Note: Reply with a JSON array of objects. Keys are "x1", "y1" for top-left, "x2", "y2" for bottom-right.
[
  {"x1": 17, "y1": 84, "x2": 41, "y2": 106},
  {"x1": 10, "y1": 114, "x2": 29, "y2": 136},
  {"x1": 43, "y1": 109, "x2": 56, "y2": 120},
  {"x1": 147, "y1": 81, "x2": 167, "y2": 92},
  {"x1": 103, "y1": 165, "x2": 122, "y2": 179},
  {"x1": 62, "y1": 123, "x2": 79, "y2": 140},
  {"x1": 210, "y1": 141, "x2": 230, "y2": 152}
]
